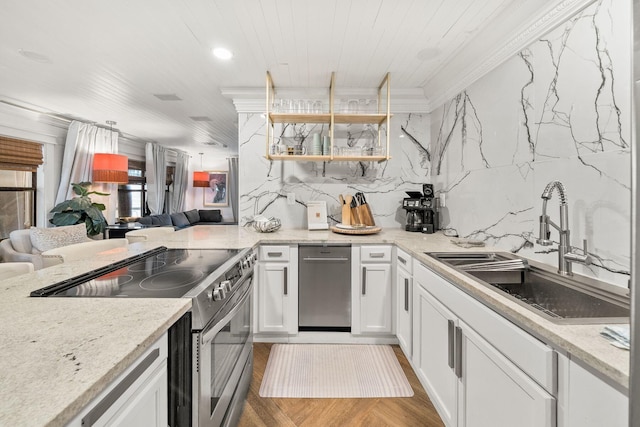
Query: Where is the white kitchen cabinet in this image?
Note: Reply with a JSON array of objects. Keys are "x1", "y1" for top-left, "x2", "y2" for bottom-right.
[
  {"x1": 459, "y1": 320, "x2": 555, "y2": 427},
  {"x1": 413, "y1": 262, "x2": 556, "y2": 427},
  {"x1": 256, "y1": 245, "x2": 298, "y2": 335},
  {"x1": 557, "y1": 353, "x2": 628, "y2": 427},
  {"x1": 67, "y1": 333, "x2": 168, "y2": 427},
  {"x1": 352, "y1": 245, "x2": 393, "y2": 335},
  {"x1": 413, "y1": 283, "x2": 458, "y2": 427},
  {"x1": 395, "y1": 247, "x2": 413, "y2": 358}
]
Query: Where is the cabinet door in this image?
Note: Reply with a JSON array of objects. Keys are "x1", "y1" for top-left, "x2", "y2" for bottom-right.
[
  {"x1": 360, "y1": 263, "x2": 392, "y2": 333},
  {"x1": 459, "y1": 321, "x2": 555, "y2": 427},
  {"x1": 257, "y1": 262, "x2": 294, "y2": 333},
  {"x1": 413, "y1": 284, "x2": 458, "y2": 427},
  {"x1": 95, "y1": 361, "x2": 168, "y2": 427},
  {"x1": 396, "y1": 265, "x2": 412, "y2": 357},
  {"x1": 557, "y1": 353, "x2": 627, "y2": 427}
]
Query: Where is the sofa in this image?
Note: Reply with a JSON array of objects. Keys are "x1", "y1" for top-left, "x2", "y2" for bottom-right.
[
  {"x1": 0, "y1": 224, "x2": 92, "y2": 270},
  {"x1": 136, "y1": 209, "x2": 223, "y2": 229}
]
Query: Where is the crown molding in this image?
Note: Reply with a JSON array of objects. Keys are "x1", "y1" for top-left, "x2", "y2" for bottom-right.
[
  {"x1": 425, "y1": 0, "x2": 596, "y2": 111},
  {"x1": 221, "y1": 87, "x2": 429, "y2": 114}
]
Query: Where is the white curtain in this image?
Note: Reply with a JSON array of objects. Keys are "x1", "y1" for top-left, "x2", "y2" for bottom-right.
[
  {"x1": 228, "y1": 157, "x2": 238, "y2": 223},
  {"x1": 55, "y1": 120, "x2": 119, "y2": 224},
  {"x1": 145, "y1": 142, "x2": 167, "y2": 215},
  {"x1": 169, "y1": 150, "x2": 189, "y2": 213}
]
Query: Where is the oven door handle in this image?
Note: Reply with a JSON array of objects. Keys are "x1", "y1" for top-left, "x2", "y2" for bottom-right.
[{"x1": 201, "y1": 277, "x2": 253, "y2": 344}]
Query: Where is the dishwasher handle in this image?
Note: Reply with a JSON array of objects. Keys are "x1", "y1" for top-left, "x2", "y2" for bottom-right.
[{"x1": 302, "y1": 257, "x2": 350, "y2": 262}]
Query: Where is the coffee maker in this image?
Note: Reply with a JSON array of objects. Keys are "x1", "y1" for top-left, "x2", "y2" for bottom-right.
[{"x1": 402, "y1": 184, "x2": 439, "y2": 234}]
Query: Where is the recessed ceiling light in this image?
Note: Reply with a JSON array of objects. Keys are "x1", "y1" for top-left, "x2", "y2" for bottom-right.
[{"x1": 212, "y1": 47, "x2": 233, "y2": 60}]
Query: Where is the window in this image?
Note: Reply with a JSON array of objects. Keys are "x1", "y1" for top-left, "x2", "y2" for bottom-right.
[
  {"x1": 0, "y1": 136, "x2": 42, "y2": 239},
  {"x1": 118, "y1": 159, "x2": 147, "y2": 218},
  {"x1": 0, "y1": 170, "x2": 36, "y2": 239}
]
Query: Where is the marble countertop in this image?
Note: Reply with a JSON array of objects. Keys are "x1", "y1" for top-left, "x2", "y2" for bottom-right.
[{"x1": 0, "y1": 225, "x2": 629, "y2": 426}]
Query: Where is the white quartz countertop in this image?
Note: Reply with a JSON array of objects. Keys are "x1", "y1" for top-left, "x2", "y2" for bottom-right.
[{"x1": 0, "y1": 225, "x2": 629, "y2": 426}]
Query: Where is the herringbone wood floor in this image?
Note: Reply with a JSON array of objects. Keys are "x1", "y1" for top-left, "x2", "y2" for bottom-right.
[{"x1": 237, "y1": 343, "x2": 445, "y2": 427}]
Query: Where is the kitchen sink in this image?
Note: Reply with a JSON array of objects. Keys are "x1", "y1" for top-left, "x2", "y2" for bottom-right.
[{"x1": 426, "y1": 252, "x2": 630, "y2": 324}]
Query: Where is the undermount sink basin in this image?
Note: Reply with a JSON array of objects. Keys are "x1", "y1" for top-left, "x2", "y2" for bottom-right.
[{"x1": 426, "y1": 252, "x2": 630, "y2": 325}]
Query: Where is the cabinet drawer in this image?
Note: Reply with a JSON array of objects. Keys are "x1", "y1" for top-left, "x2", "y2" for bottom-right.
[
  {"x1": 259, "y1": 245, "x2": 290, "y2": 261},
  {"x1": 396, "y1": 247, "x2": 413, "y2": 272},
  {"x1": 361, "y1": 245, "x2": 391, "y2": 262}
]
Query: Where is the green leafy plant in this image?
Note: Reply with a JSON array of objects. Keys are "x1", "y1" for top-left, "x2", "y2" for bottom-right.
[{"x1": 49, "y1": 182, "x2": 110, "y2": 236}]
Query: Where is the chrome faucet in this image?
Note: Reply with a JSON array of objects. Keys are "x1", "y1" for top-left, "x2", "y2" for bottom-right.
[{"x1": 536, "y1": 181, "x2": 591, "y2": 275}]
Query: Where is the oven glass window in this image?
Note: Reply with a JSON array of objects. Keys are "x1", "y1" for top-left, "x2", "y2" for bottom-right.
[{"x1": 210, "y1": 292, "x2": 251, "y2": 414}]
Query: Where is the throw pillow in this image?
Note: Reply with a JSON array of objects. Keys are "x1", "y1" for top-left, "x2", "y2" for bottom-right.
[
  {"x1": 137, "y1": 216, "x2": 152, "y2": 226},
  {"x1": 30, "y1": 223, "x2": 90, "y2": 253},
  {"x1": 170, "y1": 212, "x2": 191, "y2": 228},
  {"x1": 150, "y1": 214, "x2": 172, "y2": 226},
  {"x1": 184, "y1": 209, "x2": 200, "y2": 224},
  {"x1": 198, "y1": 209, "x2": 222, "y2": 223}
]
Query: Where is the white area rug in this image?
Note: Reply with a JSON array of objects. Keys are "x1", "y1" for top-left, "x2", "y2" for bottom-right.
[{"x1": 259, "y1": 344, "x2": 414, "y2": 398}]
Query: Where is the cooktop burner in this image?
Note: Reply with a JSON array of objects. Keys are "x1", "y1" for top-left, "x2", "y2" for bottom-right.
[{"x1": 31, "y1": 247, "x2": 241, "y2": 298}]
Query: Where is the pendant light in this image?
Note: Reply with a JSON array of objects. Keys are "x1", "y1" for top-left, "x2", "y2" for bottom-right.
[
  {"x1": 93, "y1": 121, "x2": 128, "y2": 184},
  {"x1": 193, "y1": 152, "x2": 209, "y2": 187}
]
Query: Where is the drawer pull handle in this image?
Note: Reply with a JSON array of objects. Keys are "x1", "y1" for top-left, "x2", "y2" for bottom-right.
[
  {"x1": 267, "y1": 252, "x2": 283, "y2": 257},
  {"x1": 362, "y1": 267, "x2": 367, "y2": 295},
  {"x1": 369, "y1": 252, "x2": 385, "y2": 258},
  {"x1": 404, "y1": 278, "x2": 409, "y2": 311},
  {"x1": 447, "y1": 320, "x2": 454, "y2": 369},
  {"x1": 284, "y1": 266, "x2": 288, "y2": 295},
  {"x1": 454, "y1": 326, "x2": 463, "y2": 378},
  {"x1": 398, "y1": 256, "x2": 407, "y2": 265}
]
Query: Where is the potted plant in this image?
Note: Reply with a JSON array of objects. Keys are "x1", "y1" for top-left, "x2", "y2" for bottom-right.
[{"x1": 50, "y1": 182, "x2": 110, "y2": 236}]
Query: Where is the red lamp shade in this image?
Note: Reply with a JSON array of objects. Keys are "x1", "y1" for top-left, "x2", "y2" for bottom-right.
[
  {"x1": 93, "y1": 153, "x2": 129, "y2": 184},
  {"x1": 193, "y1": 171, "x2": 209, "y2": 187}
]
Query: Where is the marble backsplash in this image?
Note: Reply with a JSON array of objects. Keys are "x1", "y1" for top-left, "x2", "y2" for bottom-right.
[
  {"x1": 238, "y1": 113, "x2": 431, "y2": 229},
  {"x1": 432, "y1": 0, "x2": 631, "y2": 288}
]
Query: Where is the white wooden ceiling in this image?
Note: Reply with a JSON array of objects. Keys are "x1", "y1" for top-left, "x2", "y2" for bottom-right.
[{"x1": 0, "y1": 0, "x2": 565, "y2": 157}]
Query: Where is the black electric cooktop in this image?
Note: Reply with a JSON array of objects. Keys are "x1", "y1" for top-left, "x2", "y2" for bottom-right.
[{"x1": 30, "y1": 247, "x2": 240, "y2": 298}]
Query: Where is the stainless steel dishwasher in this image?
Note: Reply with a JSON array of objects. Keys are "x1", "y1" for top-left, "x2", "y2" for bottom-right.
[{"x1": 298, "y1": 244, "x2": 351, "y2": 332}]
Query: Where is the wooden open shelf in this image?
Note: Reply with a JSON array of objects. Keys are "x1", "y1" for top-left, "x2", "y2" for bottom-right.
[
  {"x1": 334, "y1": 113, "x2": 391, "y2": 125},
  {"x1": 266, "y1": 71, "x2": 391, "y2": 163},
  {"x1": 269, "y1": 113, "x2": 331, "y2": 124}
]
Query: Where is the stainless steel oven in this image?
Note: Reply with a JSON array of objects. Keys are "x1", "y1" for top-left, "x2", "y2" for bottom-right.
[{"x1": 194, "y1": 265, "x2": 253, "y2": 427}]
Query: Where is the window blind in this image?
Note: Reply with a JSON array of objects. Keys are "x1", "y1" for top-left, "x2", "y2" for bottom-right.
[{"x1": 0, "y1": 136, "x2": 44, "y2": 172}]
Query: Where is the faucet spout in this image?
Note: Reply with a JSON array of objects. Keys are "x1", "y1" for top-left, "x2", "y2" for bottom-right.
[{"x1": 536, "y1": 181, "x2": 589, "y2": 276}]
